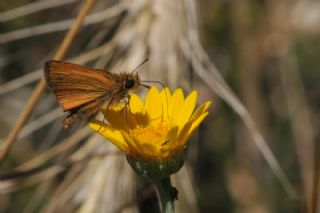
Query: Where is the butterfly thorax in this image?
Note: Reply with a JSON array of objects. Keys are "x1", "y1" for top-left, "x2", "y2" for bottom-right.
[
  {"x1": 108, "y1": 72, "x2": 140, "y2": 104},
  {"x1": 117, "y1": 72, "x2": 140, "y2": 91}
]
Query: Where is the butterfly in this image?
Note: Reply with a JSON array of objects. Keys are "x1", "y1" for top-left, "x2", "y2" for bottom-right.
[{"x1": 44, "y1": 59, "x2": 149, "y2": 128}]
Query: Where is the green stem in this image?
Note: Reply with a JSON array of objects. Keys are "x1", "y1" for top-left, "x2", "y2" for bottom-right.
[{"x1": 155, "y1": 177, "x2": 178, "y2": 213}]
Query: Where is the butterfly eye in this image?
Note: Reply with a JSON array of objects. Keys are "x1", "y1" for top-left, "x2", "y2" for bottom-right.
[{"x1": 125, "y1": 79, "x2": 135, "y2": 89}]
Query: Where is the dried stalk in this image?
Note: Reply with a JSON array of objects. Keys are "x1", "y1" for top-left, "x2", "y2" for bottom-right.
[
  {"x1": 0, "y1": 2, "x2": 127, "y2": 43},
  {"x1": 0, "y1": 0, "x2": 96, "y2": 164},
  {"x1": 1, "y1": 0, "x2": 77, "y2": 22}
]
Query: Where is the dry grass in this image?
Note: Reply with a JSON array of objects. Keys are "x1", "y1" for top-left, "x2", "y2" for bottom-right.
[{"x1": 0, "y1": 0, "x2": 319, "y2": 212}]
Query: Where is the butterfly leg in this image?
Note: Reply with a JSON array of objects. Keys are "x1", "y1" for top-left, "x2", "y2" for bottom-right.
[
  {"x1": 97, "y1": 94, "x2": 115, "y2": 134},
  {"x1": 121, "y1": 95, "x2": 133, "y2": 133},
  {"x1": 127, "y1": 95, "x2": 132, "y2": 113}
]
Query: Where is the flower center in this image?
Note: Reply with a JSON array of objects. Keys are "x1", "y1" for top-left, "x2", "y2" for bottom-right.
[{"x1": 130, "y1": 122, "x2": 169, "y2": 145}]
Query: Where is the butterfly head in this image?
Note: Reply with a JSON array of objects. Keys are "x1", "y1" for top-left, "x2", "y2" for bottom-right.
[{"x1": 123, "y1": 73, "x2": 140, "y2": 90}]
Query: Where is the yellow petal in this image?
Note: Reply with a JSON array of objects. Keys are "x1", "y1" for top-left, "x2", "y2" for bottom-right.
[
  {"x1": 89, "y1": 120, "x2": 128, "y2": 152},
  {"x1": 124, "y1": 107, "x2": 138, "y2": 129},
  {"x1": 188, "y1": 112, "x2": 209, "y2": 135},
  {"x1": 166, "y1": 126, "x2": 178, "y2": 145},
  {"x1": 190, "y1": 101, "x2": 212, "y2": 121},
  {"x1": 175, "y1": 91, "x2": 197, "y2": 132},
  {"x1": 177, "y1": 119, "x2": 193, "y2": 146},
  {"x1": 139, "y1": 143, "x2": 158, "y2": 157},
  {"x1": 181, "y1": 112, "x2": 209, "y2": 145},
  {"x1": 160, "y1": 126, "x2": 178, "y2": 151},
  {"x1": 177, "y1": 101, "x2": 211, "y2": 144},
  {"x1": 169, "y1": 88, "x2": 184, "y2": 125},
  {"x1": 143, "y1": 87, "x2": 162, "y2": 123},
  {"x1": 105, "y1": 107, "x2": 128, "y2": 130},
  {"x1": 121, "y1": 131, "x2": 146, "y2": 155},
  {"x1": 160, "y1": 87, "x2": 172, "y2": 100},
  {"x1": 160, "y1": 88, "x2": 171, "y2": 122},
  {"x1": 124, "y1": 130, "x2": 161, "y2": 157},
  {"x1": 129, "y1": 93, "x2": 144, "y2": 114}
]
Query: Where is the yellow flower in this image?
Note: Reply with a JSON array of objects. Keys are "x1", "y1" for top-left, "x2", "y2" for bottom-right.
[{"x1": 89, "y1": 87, "x2": 211, "y2": 179}]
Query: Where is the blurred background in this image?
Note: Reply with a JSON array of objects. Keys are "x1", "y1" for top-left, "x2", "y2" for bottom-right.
[{"x1": 0, "y1": 0, "x2": 319, "y2": 212}]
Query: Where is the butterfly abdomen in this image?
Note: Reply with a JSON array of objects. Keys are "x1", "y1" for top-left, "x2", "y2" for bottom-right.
[{"x1": 63, "y1": 113, "x2": 80, "y2": 128}]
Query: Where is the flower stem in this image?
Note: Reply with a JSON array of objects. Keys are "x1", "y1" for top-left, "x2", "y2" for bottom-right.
[{"x1": 155, "y1": 177, "x2": 178, "y2": 213}]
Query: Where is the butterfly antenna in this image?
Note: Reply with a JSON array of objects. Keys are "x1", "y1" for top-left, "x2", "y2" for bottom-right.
[
  {"x1": 141, "y1": 80, "x2": 166, "y2": 89},
  {"x1": 131, "y1": 58, "x2": 149, "y2": 74}
]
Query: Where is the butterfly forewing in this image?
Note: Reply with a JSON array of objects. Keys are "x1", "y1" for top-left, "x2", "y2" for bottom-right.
[{"x1": 45, "y1": 60, "x2": 116, "y2": 111}]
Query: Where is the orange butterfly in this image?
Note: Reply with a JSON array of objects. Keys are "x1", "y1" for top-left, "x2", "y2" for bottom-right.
[{"x1": 44, "y1": 59, "x2": 149, "y2": 128}]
